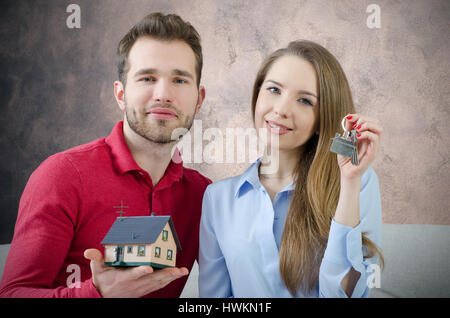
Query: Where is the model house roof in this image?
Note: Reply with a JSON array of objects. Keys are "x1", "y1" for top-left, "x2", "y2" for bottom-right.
[{"x1": 101, "y1": 216, "x2": 182, "y2": 250}]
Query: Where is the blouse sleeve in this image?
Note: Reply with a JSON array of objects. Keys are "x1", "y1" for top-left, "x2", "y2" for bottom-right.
[
  {"x1": 198, "y1": 186, "x2": 233, "y2": 297},
  {"x1": 318, "y1": 167, "x2": 383, "y2": 298}
]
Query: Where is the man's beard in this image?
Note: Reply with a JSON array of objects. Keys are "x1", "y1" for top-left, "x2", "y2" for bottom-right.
[{"x1": 125, "y1": 102, "x2": 195, "y2": 144}]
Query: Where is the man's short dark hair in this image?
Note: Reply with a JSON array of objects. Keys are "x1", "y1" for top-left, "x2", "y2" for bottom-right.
[{"x1": 117, "y1": 12, "x2": 203, "y2": 87}]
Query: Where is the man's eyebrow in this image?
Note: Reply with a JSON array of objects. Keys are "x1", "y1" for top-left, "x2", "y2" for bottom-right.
[
  {"x1": 133, "y1": 68, "x2": 194, "y2": 80},
  {"x1": 172, "y1": 69, "x2": 194, "y2": 80},
  {"x1": 264, "y1": 79, "x2": 318, "y2": 98},
  {"x1": 133, "y1": 68, "x2": 158, "y2": 77}
]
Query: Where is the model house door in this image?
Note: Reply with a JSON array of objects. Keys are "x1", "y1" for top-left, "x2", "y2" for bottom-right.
[{"x1": 115, "y1": 246, "x2": 124, "y2": 263}]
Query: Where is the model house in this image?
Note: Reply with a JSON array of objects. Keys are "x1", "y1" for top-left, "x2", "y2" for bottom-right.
[{"x1": 101, "y1": 215, "x2": 181, "y2": 268}]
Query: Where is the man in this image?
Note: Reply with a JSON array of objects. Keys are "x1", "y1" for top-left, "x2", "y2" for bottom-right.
[{"x1": 0, "y1": 12, "x2": 210, "y2": 298}]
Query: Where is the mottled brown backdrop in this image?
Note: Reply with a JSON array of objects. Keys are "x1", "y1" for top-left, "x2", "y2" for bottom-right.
[{"x1": 0, "y1": 0, "x2": 448, "y2": 243}]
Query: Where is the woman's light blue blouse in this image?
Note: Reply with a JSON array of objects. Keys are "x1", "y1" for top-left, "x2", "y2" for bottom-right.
[{"x1": 198, "y1": 158, "x2": 382, "y2": 298}]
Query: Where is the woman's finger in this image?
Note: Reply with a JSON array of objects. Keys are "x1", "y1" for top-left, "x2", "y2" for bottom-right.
[
  {"x1": 357, "y1": 137, "x2": 369, "y2": 160},
  {"x1": 356, "y1": 131, "x2": 380, "y2": 164},
  {"x1": 357, "y1": 130, "x2": 379, "y2": 143},
  {"x1": 344, "y1": 114, "x2": 359, "y2": 131},
  {"x1": 344, "y1": 114, "x2": 382, "y2": 133},
  {"x1": 355, "y1": 120, "x2": 383, "y2": 136}
]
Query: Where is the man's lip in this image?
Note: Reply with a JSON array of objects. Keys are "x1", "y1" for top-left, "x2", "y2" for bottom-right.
[
  {"x1": 147, "y1": 107, "x2": 177, "y2": 117},
  {"x1": 266, "y1": 120, "x2": 292, "y2": 130}
]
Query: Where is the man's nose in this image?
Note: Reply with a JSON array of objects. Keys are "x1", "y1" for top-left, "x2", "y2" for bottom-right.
[{"x1": 153, "y1": 79, "x2": 174, "y2": 104}]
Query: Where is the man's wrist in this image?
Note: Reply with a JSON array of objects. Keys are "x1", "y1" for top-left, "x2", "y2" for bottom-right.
[{"x1": 88, "y1": 277, "x2": 103, "y2": 298}]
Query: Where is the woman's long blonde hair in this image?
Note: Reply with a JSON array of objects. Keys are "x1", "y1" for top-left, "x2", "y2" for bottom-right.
[{"x1": 251, "y1": 40, "x2": 384, "y2": 295}]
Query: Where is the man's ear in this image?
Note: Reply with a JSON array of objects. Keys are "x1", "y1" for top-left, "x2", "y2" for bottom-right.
[
  {"x1": 195, "y1": 85, "x2": 206, "y2": 114},
  {"x1": 114, "y1": 81, "x2": 126, "y2": 111}
]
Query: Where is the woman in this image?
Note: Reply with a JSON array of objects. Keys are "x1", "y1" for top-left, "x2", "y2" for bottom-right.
[{"x1": 198, "y1": 40, "x2": 384, "y2": 298}]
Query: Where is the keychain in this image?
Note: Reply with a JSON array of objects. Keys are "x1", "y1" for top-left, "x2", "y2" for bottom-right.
[{"x1": 330, "y1": 116, "x2": 359, "y2": 165}]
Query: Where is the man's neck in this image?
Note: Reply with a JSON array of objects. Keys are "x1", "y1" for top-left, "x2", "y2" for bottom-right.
[{"x1": 122, "y1": 121, "x2": 176, "y2": 186}]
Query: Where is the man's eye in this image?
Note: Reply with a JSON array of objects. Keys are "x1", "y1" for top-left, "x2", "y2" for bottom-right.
[
  {"x1": 298, "y1": 98, "x2": 313, "y2": 106},
  {"x1": 174, "y1": 78, "x2": 187, "y2": 84},
  {"x1": 267, "y1": 87, "x2": 280, "y2": 94},
  {"x1": 142, "y1": 77, "x2": 155, "y2": 82}
]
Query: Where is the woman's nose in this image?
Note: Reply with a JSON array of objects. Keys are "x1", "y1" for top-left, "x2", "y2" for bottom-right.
[{"x1": 273, "y1": 97, "x2": 291, "y2": 118}]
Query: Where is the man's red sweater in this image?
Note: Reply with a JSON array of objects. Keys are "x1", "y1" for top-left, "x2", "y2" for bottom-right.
[{"x1": 0, "y1": 121, "x2": 211, "y2": 297}]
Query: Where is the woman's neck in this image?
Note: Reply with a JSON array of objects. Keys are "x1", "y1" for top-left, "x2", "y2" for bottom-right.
[
  {"x1": 258, "y1": 148, "x2": 302, "y2": 202},
  {"x1": 260, "y1": 148, "x2": 301, "y2": 180}
]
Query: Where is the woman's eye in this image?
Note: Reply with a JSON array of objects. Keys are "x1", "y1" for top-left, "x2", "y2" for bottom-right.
[
  {"x1": 298, "y1": 98, "x2": 313, "y2": 106},
  {"x1": 267, "y1": 87, "x2": 280, "y2": 94}
]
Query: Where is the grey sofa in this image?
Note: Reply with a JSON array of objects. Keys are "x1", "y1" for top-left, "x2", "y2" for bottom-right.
[{"x1": 1, "y1": 224, "x2": 449, "y2": 298}]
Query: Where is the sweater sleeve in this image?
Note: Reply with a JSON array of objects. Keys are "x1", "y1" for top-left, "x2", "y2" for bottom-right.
[
  {"x1": 318, "y1": 167, "x2": 383, "y2": 298},
  {"x1": 0, "y1": 154, "x2": 101, "y2": 298}
]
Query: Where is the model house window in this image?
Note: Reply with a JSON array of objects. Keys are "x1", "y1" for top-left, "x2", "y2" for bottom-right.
[
  {"x1": 127, "y1": 246, "x2": 133, "y2": 254},
  {"x1": 137, "y1": 245, "x2": 145, "y2": 257},
  {"x1": 167, "y1": 249, "x2": 173, "y2": 261},
  {"x1": 162, "y1": 230, "x2": 168, "y2": 241},
  {"x1": 155, "y1": 247, "x2": 161, "y2": 258}
]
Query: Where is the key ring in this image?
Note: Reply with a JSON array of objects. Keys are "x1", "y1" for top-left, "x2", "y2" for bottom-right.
[{"x1": 341, "y1": 116, "x2": 348, "y2": 132}]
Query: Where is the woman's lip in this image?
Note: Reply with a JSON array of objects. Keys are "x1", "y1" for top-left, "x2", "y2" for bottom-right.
[
  {"x1": 266, "y1": 120, "x2": 291, "y2": 130},
  {"x1": 265, "y1": 121, "x2": 291, "y2": 135}
]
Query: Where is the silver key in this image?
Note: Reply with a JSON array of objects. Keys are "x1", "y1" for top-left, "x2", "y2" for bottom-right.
[{"x1": 349, "y1": 130, "x2": 359, "y2": 165}]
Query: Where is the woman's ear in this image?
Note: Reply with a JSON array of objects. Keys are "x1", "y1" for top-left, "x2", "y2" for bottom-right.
[{"x1": 314, "y1": 120, "x2": 320, "y2": 135}]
